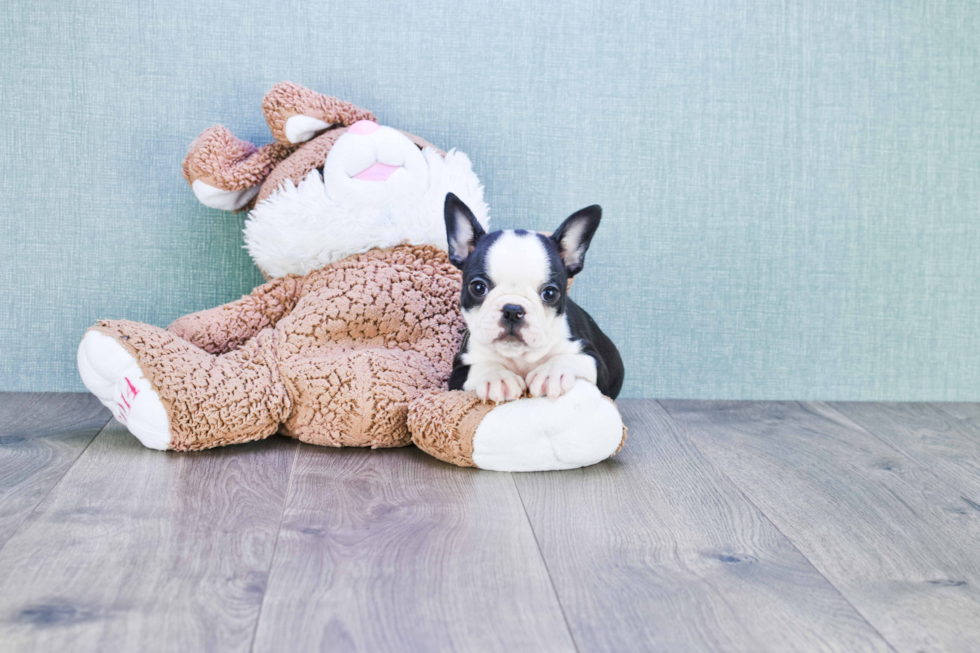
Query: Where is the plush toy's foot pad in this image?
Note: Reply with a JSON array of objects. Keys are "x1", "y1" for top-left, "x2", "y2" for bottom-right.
[
  {"x1": 409, "y1": 381, "x2": 626, "y2": 472},
  {"x1": 77, "y1": 330, "x2": 172, "y2": 450}
]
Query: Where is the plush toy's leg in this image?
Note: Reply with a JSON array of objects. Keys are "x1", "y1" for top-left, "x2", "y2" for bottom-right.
[
  {"x1": 409, "y1": 382, "x2": 627, "y2": 472},
  {"x1": 261, "y1": 81, "x2": 376, "y2": 144},
  {"x1": 78, "y1": 321, "x2": 291, "y2": 451},
  {"x1": 279, "y1": 347, "x2": 442, "y2": 449},
  {"x1": 182, "y1": 125, "x2": 294, "y2": 211}
]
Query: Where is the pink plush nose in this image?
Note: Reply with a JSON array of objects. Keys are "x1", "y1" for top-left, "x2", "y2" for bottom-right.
[{"x1": 348, "y1": 120, "x2": 380, "y2": 135}]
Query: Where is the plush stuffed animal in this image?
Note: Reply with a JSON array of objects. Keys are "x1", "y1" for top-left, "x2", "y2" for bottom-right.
[{"x1": 77, "y1": 82, "x2": 625, "y2": 471}]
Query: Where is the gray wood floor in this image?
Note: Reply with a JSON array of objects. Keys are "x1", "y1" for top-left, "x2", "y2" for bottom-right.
[{"x1": 1, "y1": 395, "x2": 978, "y2": 652}]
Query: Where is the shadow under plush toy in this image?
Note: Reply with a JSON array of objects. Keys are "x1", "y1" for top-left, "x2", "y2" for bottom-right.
[{"x1": 77, "y1": 82, "x2": 625, "y2": 472}]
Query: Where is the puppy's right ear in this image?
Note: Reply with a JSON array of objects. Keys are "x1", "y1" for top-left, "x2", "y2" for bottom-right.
[
  {"x1": 444, "y1": 193, "x2": 486, "y2": 269},
  {"x1": 552, "y1": 205, "x2": 602, "y2": 277}
]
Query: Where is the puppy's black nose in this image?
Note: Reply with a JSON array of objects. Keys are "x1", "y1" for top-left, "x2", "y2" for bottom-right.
[{"x1": 502, "y1": 304, "x2": 525, "y2": 325}]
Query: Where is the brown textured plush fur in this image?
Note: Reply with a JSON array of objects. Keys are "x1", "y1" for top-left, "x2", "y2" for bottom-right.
[
  {"x1": 181, "y1": 125, "x2": 295, "y2": 192},
  {"x1": 92, "y1": 245, "x2": 464, "y2": 451},
  {"x1": 408, "y1": 391, "x2": 495, "y2": 467}
]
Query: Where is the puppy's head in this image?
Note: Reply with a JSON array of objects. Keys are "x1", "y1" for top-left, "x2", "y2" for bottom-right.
[{"x1": 444, "y1": 193, "x2": 601, "y2": 359}]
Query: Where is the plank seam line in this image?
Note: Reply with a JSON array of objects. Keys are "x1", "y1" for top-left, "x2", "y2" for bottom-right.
[
  {"x1": 654, "y1": 400, "x2": 901, "y2": 653},
  {"x1": 511, "y1": 474, "x2": 581, "y2": 653},
  {"x1": 0, "y1": 411, "x2": 113, "y2": 557},
  {"x1": 248, "y1": 440, "x2": 301, "y2": 653}
]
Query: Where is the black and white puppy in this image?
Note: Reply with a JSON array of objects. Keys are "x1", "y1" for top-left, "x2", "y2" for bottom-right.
[{"x1": 444, "y1": 193, "x2": 624, "y2": 403}]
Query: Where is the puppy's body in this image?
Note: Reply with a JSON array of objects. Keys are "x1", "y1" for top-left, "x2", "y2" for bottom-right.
[
  {"x1": 449, "y1": 296, "x2": 623, "y2": 398},
  {"x1": 444, "y1": 196, "x2": 624, "y2": 403}
]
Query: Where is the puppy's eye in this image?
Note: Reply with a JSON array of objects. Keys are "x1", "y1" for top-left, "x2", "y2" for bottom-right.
[
  {"x1": 469, "y1": 279, "x2": 489, "y2": 297},
  {"x1": 541, "y1": 286, "x2": 560, "y2": 303}
]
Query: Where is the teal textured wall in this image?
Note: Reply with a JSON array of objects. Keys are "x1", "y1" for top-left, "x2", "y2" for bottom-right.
[{"x1": 1, "y1": 0, "x2": 978, "y2": 399}]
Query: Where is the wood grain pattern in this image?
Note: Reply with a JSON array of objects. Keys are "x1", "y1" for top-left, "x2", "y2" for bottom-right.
[
  {"x1": 4, "y1": 396, "x2": 980, "y2": 653},
  {"x1": 0, "y1": 421, "x2": 297, "y2": 652},
  {"x1": 252, "y1": 444, "x2": 575, "y2": 653},
  {"x1": 930, "y1": 401, "x2": 980, "y2": 425},
  {"x1": 661, "y1": 400, "x2": 980, "y2": 653},
  {"x1": 0, "y1": 393, "x2": 110, "y2": 549},
  {"x1": 514, "y1": 400, "x2": 893, "y2": 653},
  {"x1": 832, "y1": 402, "x2": 980, "y2": 504}
]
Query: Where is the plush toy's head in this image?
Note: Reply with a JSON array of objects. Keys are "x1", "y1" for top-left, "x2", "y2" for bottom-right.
[{"x1": 182, "y1": 82, "x2": 490, "y2": 277}]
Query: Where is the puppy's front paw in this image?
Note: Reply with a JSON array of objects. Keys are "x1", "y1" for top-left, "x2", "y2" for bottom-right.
[
  {"x1": 464, "y1": 366, "x2": 526, "y2": 404},
  {"x1": 527, "y1": 363, "x2": 578, "y2": 400}
]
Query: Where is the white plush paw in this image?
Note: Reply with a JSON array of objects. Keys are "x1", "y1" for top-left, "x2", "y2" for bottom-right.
[
  {"x1": 464, "y1": 366, "x2": 527, "y2": 404},
  {"x1": 526, "y1": 363, "x2": 578, "y2": 399},
  {"x1": 471, "y1": 381, "x2": 624, "y2": 472},
  {"x1": 191, "y1": 179, "x2": 260, "y2": 211},
  {"x1": 77, "y1": 331, "x2": 172, "y2": 450}
]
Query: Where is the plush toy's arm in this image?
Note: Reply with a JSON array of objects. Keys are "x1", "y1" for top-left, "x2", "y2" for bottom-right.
[
  {"x1": 167, "y1": 275, "x2": 304, "y2": 354},
  {"x1": 409, "y1": 383, "x2": 626, "y2": 472}
]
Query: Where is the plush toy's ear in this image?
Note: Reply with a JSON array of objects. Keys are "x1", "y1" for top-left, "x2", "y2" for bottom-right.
[
  {"x1": 262, "y1": 81, "x2": 376, "y2": 144},
  {"x1": 551, "y1": 205, "x2": 602, "y2": 277},
  {"x1": 182, "y1": 125, "x2": 292, "y2": 212},
  {"x1": 444, "y1": 193, "x2": 486, "y2": 269}
]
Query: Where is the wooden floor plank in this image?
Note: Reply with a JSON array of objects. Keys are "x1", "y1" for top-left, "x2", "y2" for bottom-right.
[
  {"x1": 513, "y1": 400, "x2": 894, "y2": 653},
  {"x1": 832, "y1": 402, "x2": 980, "y2": 504},
  {"x1": 0, "y1": 421, "x2": 297, "y2": 653},
  {"x1": 252, "y1": 444, "x2": 575, "y2": 653},
  {"x1": 0, "y1": 393, "x2": 110, "y2": 549},
  {"x1": 929, "y1": 402, "x2": 980, "y2": 425},
  {"x1": 661, "y1": 400, "x2": 980, "y2": 653}
]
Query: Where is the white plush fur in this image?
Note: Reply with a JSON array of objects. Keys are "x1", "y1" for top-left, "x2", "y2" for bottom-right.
[
  {"x1": 77, "y1": 331, "x2": 172, "y2": 450},
  {"x1": 471, "y1": 381, "x2": 623, "y2": 472},
  {"x1": 244, "y1": 126, "x2": 489, "y2": 277},
  {"x1": 192, "y1": 179, "x2": 260, "y2": 211}
]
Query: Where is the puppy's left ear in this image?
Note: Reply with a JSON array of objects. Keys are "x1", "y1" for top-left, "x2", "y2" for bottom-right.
[
  {"x1": 552, "y1": 205, "x2": 602, "y2": 277},
  {"x1": 444, "y1": 193, "x2": 486, "y2": 269}
]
